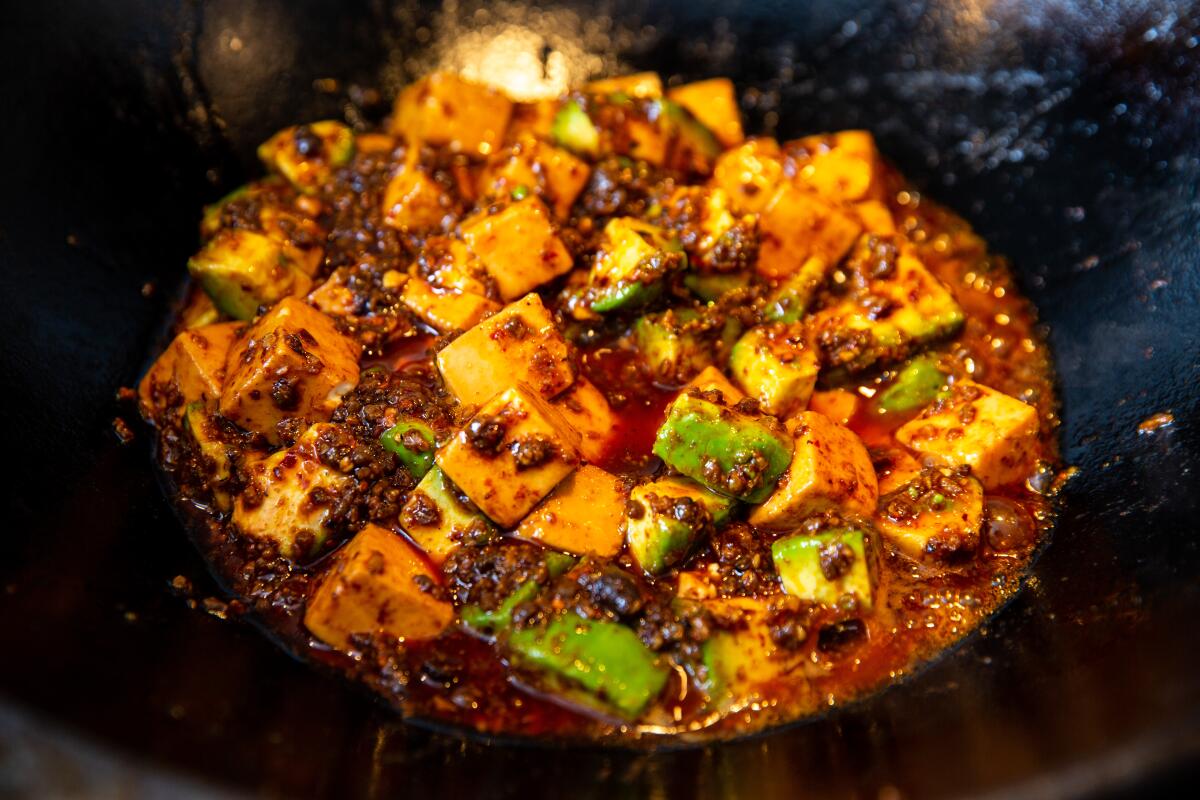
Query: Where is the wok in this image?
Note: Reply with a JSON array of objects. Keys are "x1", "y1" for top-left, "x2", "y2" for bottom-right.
[{"x1": 1, "y1": 0, "x2": 1198, "y2": 796}]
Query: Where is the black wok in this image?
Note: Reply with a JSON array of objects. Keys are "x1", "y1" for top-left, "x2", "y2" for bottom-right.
[{"x1": 2, "y1": 0, "x2": 1198, "y2": 796}]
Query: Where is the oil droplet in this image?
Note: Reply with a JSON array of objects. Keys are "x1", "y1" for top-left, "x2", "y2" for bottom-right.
[{"x1": 1137, "y1": 411, "x2": 1175, "y2": 435}]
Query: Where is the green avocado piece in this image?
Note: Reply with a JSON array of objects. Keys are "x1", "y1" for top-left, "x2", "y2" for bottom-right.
[
  {"x1": 625, "y1": 477, "x2": 734, "y2": 574},
  {"x1": 652, "y1": 392, "x2": 793, "y2": 503},
  {"x1": 771, "y1": 528, "x2": 874, "y2": 610},
  {"x1": 762, "y1": 257, "x2": 830, "y2": 323},
  {"x1": 380, "y1": 419, "x2": 437, "y2": 478},
  {"x1": 257, "y1": 120, "x2": 354, "y2": 194},
  {"x1": 551, "y1": 100, "x2": 600, "y2": 157},
  {"x1": 660, "y1": 99, "x2": 722, "y2": 174},
  {"x1": 508, "y1": 612, "x2": 670, "y2": 718},
  {"x1": 461, "y1": 552, "x2": 577, "y2": 635},
  {"x1": 728, "y1": 324, "x2": 819, "y2": 418},
  {"x1": 187, "y1": 229, "x2": 303, "y2": 321},
  {"x1": 634, "y1": 307, "x2": 741, "y2": 386},
  {"x1": 682, "y1": 270, "x2": 749, "y2": 302},
  {"x1": 875, "y1": 354, "x2": 949, "y2": 415},
  {"x1": 588, "y1": 218, "x2": 684, "y2": 313}
]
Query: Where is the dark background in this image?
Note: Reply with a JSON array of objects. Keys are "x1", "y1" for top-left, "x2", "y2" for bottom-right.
[{"x1": 1, "y1": 1, "x2": 1198, "y2": 797}]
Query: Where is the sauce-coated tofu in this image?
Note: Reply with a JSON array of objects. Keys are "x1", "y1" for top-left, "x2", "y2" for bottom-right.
[
  {"x1": 304, "y1": 523, "x2": 454, "y2": 650},
  {"x1": 233, "y1": 423, "x2": 352, "y2": 558},
  {"x1": 138, "y1": 321, "x2": 242, "y2": 417},
  {"x1": 755, "y1": 184, "x2": 862, "y2": 279},
  {"x1": 437, "y1": 385, "x2": 581, "y2": 527},
  {"x1": 399, "y1": 277, "x2": 500, "y2": 334},
  {"x1": 786, "y1": 130, "x2": 883, "y2": 203},
  {"x1": 515, "y1": 465, "x2": 625, "y2": 556},
  {"x1": 382, "y1": 167, "x2": 451, "y2": 231},
  {"x1": 435, "y1": 294, "x2": 575, "y2": 407},
  {"x1": 389, "y1": 72, "x2": 513, "y2": 156},
  {"x1": 550, "y1": 377, "x2": 618, "y2": 463},
  {"x1": 219, "y1": 298, "x2": 361, "y2": 444},
  {"x1": 711, "y1": 138, "x2": 784, "y2": 214},
  {"x1": 667, "y1": 78, "x2": 744, "y2": 148},
  {"x1": 683, "y1": 365, "x2": 745, "y2": 404},
  {"x1": 748, "y1": 411, "x2": 878, "y2": 530},
  {"x1": 895, "y1": 380, "x2": 1040, "y2": 490},
  {"x1": 479, "y1": 136, "x2": 590, "y2": 220},
  {"x1": 461, "y1": 197, "x2": 574, "y2": 301}
]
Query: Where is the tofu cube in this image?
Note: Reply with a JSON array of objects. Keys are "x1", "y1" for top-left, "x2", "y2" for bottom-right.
[
  {"x1": 507, "y1": 99, "x2": 560, "y2": 141},
  {"x1": 895, "y1": 380, "x2": 1040, "y2": 489},
  {"x1": 382, "y1": 166, "x2": 452, "y2": 231},
  {"x1": 550, "y1": 377, "x2": 619, "y2": 463},
  {"x1": 748, "y1": 411, "x2": 878, "y2": 530},
  {"x1": 786, "y1": 130, "x2": 882, "y2": 203},
  {"x1": 183, "y1": 403, "x2": 234, "y2": 510},
  {"x1": 232, "y1": 423, "x2": 352, "y2": 558},
  {"x1": 399, "y1": 277, "x2": 500, "y2": 334},
  {"x1": 808, "y1": 389, "x2": 861, "y2": 427},
  {"x1": 138, "y1": 321, "x2": 242, "y2": 416},
  {"x1": 711, "y1": 138, "x2": 784, "y2": 214},
  {"x1": 219, "y1": 298, "x2": 361, "y2": 444},
  {"x1": 400, "y1": 465, "x2": 494, "y2": 565},
  {"x1": 435, "y1": 294, "x2": 575, "y2": 406},
  {"x1": 854, "y1": 199, "x2": 897, "y2": 235},
  {"x1": 304, "y1": 523, "x2": 454, "y2": 651},
  {"x1": 728, "y1": 323, "x2": 820, "y2": 418},
  {"x1": 667, "y1": 78, "x2": 744, "y2": 148},
  {"x1": 876, "y1": 468, "x2": 985, "y2": 563},
  {"x1": 436, "y1": 384, "x2": 581, "y2": 527},
  {"x1": 756, "y1": 184, "x2": 862, "y2": 279},
  {"x1": 389, "y1": 72, "x2": 514, "y2": 156},
  {"x1": 585, "y1": 72, "x2": 664, "y2": 98},
  {"x1": 307, "y1": 268, "x2": 360, "y2": 317},
  {"x1": 479, "y1": 135, "x2": 590, "y2": 219},
  {"x1": 461, "y1": 197, "x2": 574, "y2": 301},
  {"x1": 515, "y1": 465, "x2": 625, "y2": 556}
]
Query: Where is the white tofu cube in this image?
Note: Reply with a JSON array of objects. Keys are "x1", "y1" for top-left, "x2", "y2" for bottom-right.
[
  {"x1": 895, "y1": 380, "x2": 1040, "y2": 490},
  {"x1": 515, "y1": 465, "x2": 625, "y2": 556},
  {"x1": 461, "y1": 197, "x2": 574, "y2": 301}
]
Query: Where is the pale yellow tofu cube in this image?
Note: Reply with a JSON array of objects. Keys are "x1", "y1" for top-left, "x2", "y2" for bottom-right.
[
  {"x1": 683, "y1": 365, "x2": 745, "y2": 404},
  {"x1": 233, "y1": 423, "x2": 352, "y2": 558},
  {"x1": 400, "y1": 277, "x2": 500, "y2": 334},
  {"x1": 787, "y1": 130, "x2": 882, "y2": 203},
  {"x1": 711, "y1": 138, "x2": 784, "y2": 213},
  {"x1": 389, "y1": 72, "x2": 514, "y2": 156},
  {"x1": 461, "y1": 197, "x2": 574, "y2": 301},
  {"x1": 382, "y1": 167, "x2": 451, "y2": 231},
  {"x1": 551, "y1": 377, "x2": 618, "y2": 463},
  {"x1": 854, "y1": 199, "x2": 897, "y2": 235},
  {"x1": 419, "y1": 236, "x2": 495, "y2": 298},
  {"x1": 808, "y1": 388, "x2": 861, "y2": 427},
  {"x1": 436, "y1": 384, "x2": 581, "y2": 527},
  {"x1": 399, "y1": 465, "x2": 494, "y2": 565},
  {"x1": 667, "y1": 78, "x2": 744, "y2": 148},
  {"x1": 307, "y1": 268, "x2": 360, "y2": 317},
  {"x1": 182, "y1": 404, "x2": 235, "y2": 511},
  {"x1": 435, "y1": 294, "x2": 575, "y2": 406},
  {"x1": 748, "y1": 411, "x2": 878, "y2": 530},
  {"x1": 507, "y1": 99, "x2": 560, "y2": 141},
  {"x1": 675, "y1": 570, "x2": 718, "y2": 601},
  {"x1": 586, "y1": 72, "x2": 663, "y2": 98},
  {"x1": 219, "y1": 298, "x2": 361, "y2": 444},
  {"x1": 876, "y1": 468, "x2": 985, "y2": 563},
  {"x1": 479, "y1": 136, "x2": 591, "y2": 219},
  {"x1": 304, "y1": 523, "x2": 454, "y2": 651},
  {"x1": 872, "y1": 446, "x2": 924, "y2": 495},
  {"x1": 895, "y1": 380, "x2": 1040, "y2": 489},
  {"x1": 138, "y1": 321, "x2": 242, "y2": 416},
  {"x1": 755, "y1": 184, "x2": 862, "y2": 279},
  {"x1": 515, "y1": 465, "x2": 625, "y2": 556}
]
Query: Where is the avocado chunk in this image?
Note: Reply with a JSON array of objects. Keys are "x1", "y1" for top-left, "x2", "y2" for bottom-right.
[
  {"x1": 380, "y1": 419, "x2": 437, "y2": 478},
  {"x1": 257, "y1": 120, "x2": 354, "y2": 194},
  {"x1": 876, "y1": 468, "x2": 984, "y2": 563},
  {"x1": 875, "y1": 354, "x2": 949, "y2": 415},
  {"x1": 183, "y1": 403, "x2": 233, "y2": 510},
  {"x1": 762, "y1": 256, "x2": 829, "y2": 324},
  {"x1": 652, "y1": 392, "x2": 793, "y2": 503},
  {"x1": 660, "y1": 99, "x2": 722, "y2": 175},
  {"x1": 551, "y1": 100, "x2": 600, "y2": 157},
  {"x1": 810, "y1": 235, "x2": 965, "y2": 373},
  {"x1": 587, "y1": 218, "x2": 685, "y2": 313},
  {"x1": 771, "y1": 528, "x2": 874, "y2": 610},
  {"x1": 683, "y1": 271, "x2": 750, "y2": 302},
  {"x1": 728, "y1": 323, "x2": 820, "y2": 418},
  {"x1": 187, "y1": 228, "x2": 309, "y2": 321},
  {"x1": 625, "y1": 477, "x2": 734, "y2": 574},
  {"x1": 634, "y1": 307, "x2": 741, "y2": 386},
  {"x1": 698, "y1": 598, "x2": 807, "y2": 707},
  {"x1": 508, "y1": 612, "x2": 670, "y2": 718},
  {"x1": 399, "y1": 465, "x2": 495, "y2": 566}
]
